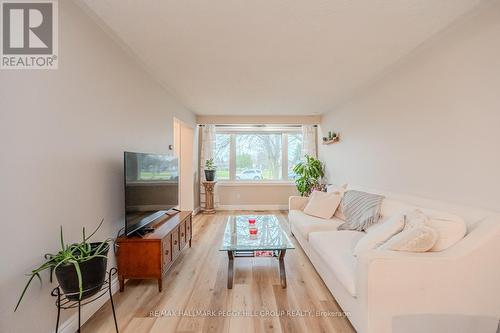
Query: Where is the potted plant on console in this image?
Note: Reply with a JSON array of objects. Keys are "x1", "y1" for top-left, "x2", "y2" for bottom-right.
[
  {"x1": 204, "y1": 158, "x2": 216, "y2": 181},
  {"x1": 293, "y1": 154, "x2": 325, "y2": 196},
  {"x1": 15, "y1": 219, "x2": 112, "y2": 311}
]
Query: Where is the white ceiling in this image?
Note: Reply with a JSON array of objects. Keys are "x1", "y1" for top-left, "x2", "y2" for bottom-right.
[{"x1": 80, "y1": 0, "x2": 483, "y2": 115}]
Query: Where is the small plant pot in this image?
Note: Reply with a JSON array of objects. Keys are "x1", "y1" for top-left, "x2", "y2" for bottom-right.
[
  {"x1": 204, "y1": 169, "x2": 215, "y2": 181},
  {"x1": 55, "y1": 243, "x2": 109, "y2": 301}
]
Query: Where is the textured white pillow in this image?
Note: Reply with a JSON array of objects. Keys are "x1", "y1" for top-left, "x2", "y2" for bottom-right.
[
  {"x1": 420, "y1": 208, "x2": 467, "y2": 251},
  {"x1": 303, "y1": 190, "x2": 342, "y2": 219},
  {"x1": 353, "y1": 213, "x2": 405, "y2": 256},
  {"x1": 379, "y1": 225, "x2": 437, "y2": 252}
]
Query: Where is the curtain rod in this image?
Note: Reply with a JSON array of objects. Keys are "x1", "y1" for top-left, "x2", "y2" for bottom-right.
[{"x1": 198, "y1": 124, "x2": 317, "y2": 127}]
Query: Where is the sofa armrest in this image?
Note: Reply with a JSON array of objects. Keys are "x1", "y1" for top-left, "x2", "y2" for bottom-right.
[
  {"x1": 289, "y1": 196, "x2": 309, "y2": 211},
  {"x1": 356, "y1": 243, "x2": 500, "y2": 333}
]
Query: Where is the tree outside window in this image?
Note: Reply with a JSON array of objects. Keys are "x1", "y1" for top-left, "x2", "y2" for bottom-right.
[{"x1": 213, "y1": 128, "x2": 302, "y2": 181}]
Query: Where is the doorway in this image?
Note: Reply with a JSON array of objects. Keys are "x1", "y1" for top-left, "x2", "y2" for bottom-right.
[{"x1": 173, "y1": 118, "x2": 196, "y2": 211}]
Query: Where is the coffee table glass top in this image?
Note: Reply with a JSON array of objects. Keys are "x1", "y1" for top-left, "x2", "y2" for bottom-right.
[{"x1": 220, "y1": 215, "x2": 295, "y2": 251}]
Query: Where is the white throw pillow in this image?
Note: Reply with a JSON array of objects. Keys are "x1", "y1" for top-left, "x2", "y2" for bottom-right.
[
  {"x1": 303, "y1": 190, "x2": 342, "y2": 219},
  {"x1": 353, "y1": 213, "x2": 405, "y2": 256},
  {"x1": 420, "y1": 208, "x2": 467, "y2": 251},
  {"x1": 327, "y1": 184, "x2": 348, "y2": 220},
  {"x1": 379, "y1": 225, "x2": 437, "y2": 252},
  {"x1": 334, "y1": 205, "x2": 347, "y2": 221}
]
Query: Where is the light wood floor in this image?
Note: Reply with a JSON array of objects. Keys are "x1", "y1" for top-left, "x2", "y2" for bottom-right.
[{"x1": 83, "y1": 211, "x2": 355, "y2": 333}]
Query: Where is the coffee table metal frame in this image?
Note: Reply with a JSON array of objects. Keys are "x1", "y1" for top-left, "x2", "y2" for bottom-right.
[
  {"x1": 221, "y1": 215, "x2": 293, "y2": 289},
  {"x1": 226, "y1": 249, "x2": 287, "y2": 289}
]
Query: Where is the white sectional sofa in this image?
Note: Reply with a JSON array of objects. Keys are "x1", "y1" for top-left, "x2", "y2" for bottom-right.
[{"x1": 288, "y1": 186, "x2": 500, "y2": 333}]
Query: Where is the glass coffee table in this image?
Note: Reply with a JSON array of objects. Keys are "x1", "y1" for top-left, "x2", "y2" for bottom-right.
[{"x1": 220, "y1": 215, "x2": 294, "y2": 289}]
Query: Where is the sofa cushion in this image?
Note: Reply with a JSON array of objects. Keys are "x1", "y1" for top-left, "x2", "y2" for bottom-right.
[
  {"x1": 309, "y1": 230, "x2": 364, "y2": 297},
  {"x1": 303, "y1": 190, "x2": 342, "y2": 219},
  {"x1": 288, "y1": 210, "x2": 342, "y2": 240}
]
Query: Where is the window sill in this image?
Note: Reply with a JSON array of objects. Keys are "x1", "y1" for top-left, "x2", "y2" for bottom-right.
[{"x1": 216, "y1": 181, "x2": 296, "y2": 187}]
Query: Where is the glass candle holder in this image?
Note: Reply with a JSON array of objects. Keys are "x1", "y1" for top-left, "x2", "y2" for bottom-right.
[{"x1": 249, "y1": 227, "x2": 258, "y2": 235}]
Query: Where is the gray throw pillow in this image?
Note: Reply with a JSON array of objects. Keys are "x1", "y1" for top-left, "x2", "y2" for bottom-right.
[{"x1": 338, "y1": 190, "x2": 385, "y2": 231}]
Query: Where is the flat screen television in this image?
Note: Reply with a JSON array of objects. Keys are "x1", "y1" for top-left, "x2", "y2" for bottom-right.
[{"x1": 124, "y1": 151, "x2": 179, "y2": 236}]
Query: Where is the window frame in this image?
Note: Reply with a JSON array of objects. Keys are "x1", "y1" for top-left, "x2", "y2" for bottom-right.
[{"x1": 213, "y1": 126, "x2": 302, "y2": 184}]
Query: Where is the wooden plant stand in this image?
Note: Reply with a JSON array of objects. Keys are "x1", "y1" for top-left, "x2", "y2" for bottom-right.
[{"x1": 202, "y1": 181, "x2": 216, "y2": 214}]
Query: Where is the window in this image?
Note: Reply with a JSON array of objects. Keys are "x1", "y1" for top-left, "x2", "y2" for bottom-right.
[
  {"x1": 287, "y1": 133, "x2": 302, "y2": 180},
  {"x1": 213, "y1": 126, "x2": 303, "y2": 182},
  {"x1": 214, "y1": 133, "x2": 230, "y2": 180}
]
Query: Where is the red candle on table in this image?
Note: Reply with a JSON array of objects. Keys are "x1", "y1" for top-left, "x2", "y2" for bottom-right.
[
  {"x1": 248, "y1": 218, "x2": 256, "y2": 225},
  {"x1": 249, "y1": 227, "x2": 258, "y2": 235}
]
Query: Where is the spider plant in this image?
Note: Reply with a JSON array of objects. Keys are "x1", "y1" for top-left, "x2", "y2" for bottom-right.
[{"x1": 14, "y1": 219, "x2": 112, "y2": 311}]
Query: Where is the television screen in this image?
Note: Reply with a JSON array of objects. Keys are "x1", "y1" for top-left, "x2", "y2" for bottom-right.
[{"x1": 124, "y1": 151, "x2": 179, "y2": 236}]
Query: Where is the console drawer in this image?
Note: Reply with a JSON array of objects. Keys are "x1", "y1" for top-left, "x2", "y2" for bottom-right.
[
  {"x1": 179, "y1": 220, "x2": 187, "y2": 249},
  {"x1": 186, "y1": 217, "x2": 192, "y2": 241},
  {"x1": 162, "y1": 235, "x2": 172, "y2": 271},
  {"x1": 171, "y1": 226, "x2": 180, "y2": 259}
]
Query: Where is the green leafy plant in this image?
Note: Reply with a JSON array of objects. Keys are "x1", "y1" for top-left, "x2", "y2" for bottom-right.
[
  {"x1": 14, "y1": 219, "x2": 111, "y2": 311},
  {"x1": 205, "y1": 158, "x2": 216, "y2": 170},
  {"x1": 292, "y1": 155, "x2": 325, "y2": 196}
]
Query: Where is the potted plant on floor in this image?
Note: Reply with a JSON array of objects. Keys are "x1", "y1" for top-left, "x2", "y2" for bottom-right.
[
  {"x1": 293, "y1": 154, "x2": 325, "y2": 196},
  {"x1": 204, "y1": 158, "x2": 216, "y2": 181},
  {"x1": 14, "y1": 219, "x2": 112, "y2": 311}
]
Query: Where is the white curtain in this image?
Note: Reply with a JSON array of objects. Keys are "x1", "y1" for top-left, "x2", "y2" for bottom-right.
[
  {"x1": 301, "y1": 125, "x2": 317, "y2": 158},
  {"x1": 200, "y1": 124, "x2": 216, "y2": 176},
  {"x1": 199, "y1": 125, "x2": 219, "y2": 208}
]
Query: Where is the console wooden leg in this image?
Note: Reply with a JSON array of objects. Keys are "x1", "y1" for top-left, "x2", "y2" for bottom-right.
[
  {"x1": 227, "y1": 251, "x2": 234, "y2": 289},
  {"x1": 158, "y1": 278, "x2": 162, "y2": 292},
  {"x1": 279, "y1": 250, "x2": 287, "y2": 288},
  {"x1": 189, "y1": 239, "x2": 192, "y2": 247},
  {"x1": 119, "y1": 276, "x2": 124, "y2": 292}
]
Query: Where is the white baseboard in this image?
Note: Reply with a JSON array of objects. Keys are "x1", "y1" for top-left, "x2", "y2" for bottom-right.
[
  {"x1": 193, "y1": 206, "x2": 201, "y2": 215},
  {"x1": 216, "y1": 204, "x2": 288, "y2": 211},
  {"x1": 56, "y1": 276, "x2": 120, "y2": 333}
]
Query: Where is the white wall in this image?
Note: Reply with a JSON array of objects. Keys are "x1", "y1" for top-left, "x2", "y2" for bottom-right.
[
  {"x1": 0, "y1": 1, "x2": 195, "y2": 332},
  {"x1": 216, "y1": 184, "x2": 298, "y2": 210},
  {"x1": 319, "y1": 1, "x2": 500, "y2": 212}
]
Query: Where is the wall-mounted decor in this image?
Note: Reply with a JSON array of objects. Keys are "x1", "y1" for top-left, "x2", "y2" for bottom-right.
[{"x1": 322, "y1": 131, "x2": 340, "y2": 145}]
